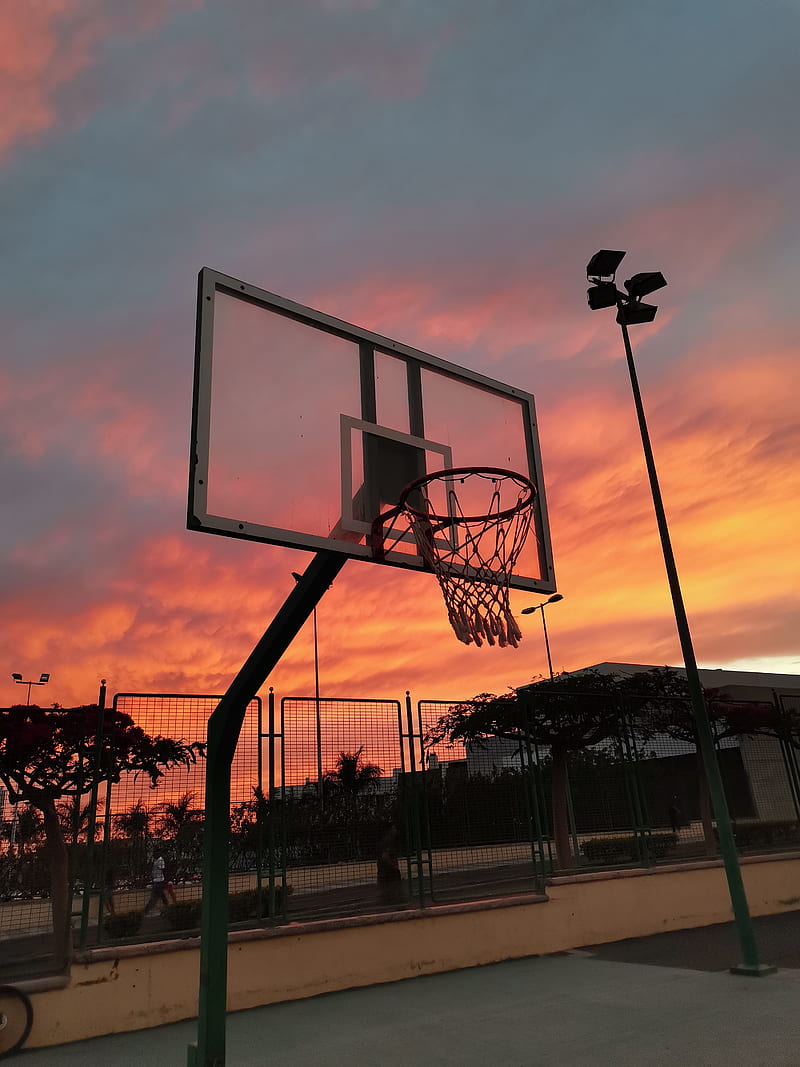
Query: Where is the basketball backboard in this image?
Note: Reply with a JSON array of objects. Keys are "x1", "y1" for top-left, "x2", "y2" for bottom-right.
[{"x1": 188, "y1": 268, "x2": 555, "y2": 593}]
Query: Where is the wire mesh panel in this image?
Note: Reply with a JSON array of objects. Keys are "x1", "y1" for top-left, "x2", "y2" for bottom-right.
[
  {"x1": 623, "y1": 693, "x2": 765, "y2": 864},
  {"x1": 276, "y1": 697, "x2": 406, "y2": 920},
  {"x1": 419, "y1": 700, "x2": 546, "y2": 900},
  {"x1": 0, "y1": 800, "x2": 52, "y2": 947},
  {"x1": 90, "y1": 694, "x2": 260, "y2": 946}
]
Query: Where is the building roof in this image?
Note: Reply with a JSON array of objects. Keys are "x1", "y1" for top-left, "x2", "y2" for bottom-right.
[{"x1": 518, "y1": 662, "x2": 800, "y2": 698}]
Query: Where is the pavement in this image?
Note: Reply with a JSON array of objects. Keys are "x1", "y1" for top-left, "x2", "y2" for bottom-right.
[{"x1": 6, "y1": 911, "x2": 800, "y2": 1065}]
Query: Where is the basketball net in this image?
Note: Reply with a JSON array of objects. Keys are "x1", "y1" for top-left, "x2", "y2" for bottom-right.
[{"x1": 374, "y1": 468, "x2": 536, "y2": 648}]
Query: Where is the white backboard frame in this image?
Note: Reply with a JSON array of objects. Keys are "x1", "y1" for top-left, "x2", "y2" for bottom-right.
[{"x1": 188, "y1": 267, "x2": 556, "y2": 593}]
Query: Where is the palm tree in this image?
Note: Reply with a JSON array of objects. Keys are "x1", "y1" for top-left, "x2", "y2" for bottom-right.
[
  {"x1": 114, "y1": 801, "x2": 154, "y2": 882},
  {"x1": 157, "y1": 791, "x2": 203, "y2": 879},
  {"x1": 323, "y1": 747, "x2": 383, "y2": 796},
  {"x1": 57, "y1": 796, "x2": 103, "y2": 843},
  {"x1": 323, "y1": 748, "x2": 384, "y2": 861},
  {"x1": 114, "y1": 800, "x2": 153, "y2": 841}
]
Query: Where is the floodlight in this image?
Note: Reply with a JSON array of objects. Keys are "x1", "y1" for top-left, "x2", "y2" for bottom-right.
[
  {"x1": 624, "y1": 271, "x2": 667, "y2": 300},
  {"x1": 587, "y1": 282, "x2": 619, "y2": 310},
  {"x1": 11, "y1": 673, "x2": 22, "y2": 681},
  {"x1": 617, "y1": 301, "x2": 658, "y2": 325},
  {"x1": 586, "y1": 249, "x2": 626, "y2": 281},
  {"x1": 39, "y1": 673, "x2": 50, "y2": 683}
]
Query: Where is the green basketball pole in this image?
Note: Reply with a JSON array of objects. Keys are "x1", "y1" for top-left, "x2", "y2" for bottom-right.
[{"x1": 188, "y1": 550, "x2": 345, "y2": 1067}]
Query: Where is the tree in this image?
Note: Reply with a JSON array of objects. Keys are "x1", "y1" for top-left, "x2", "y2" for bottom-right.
[
  {"x1": 2, "y1": 803, "x2": 44, "y2": 858},
  {"x1": 426, "y1": 672, "x2": 640, "y2": 870},
  {"x1": 323, "y1": 747, "x2": 383, "y2": 797},
  {"x1": 0, "y1": 703, "x2": 204, "y2": 967},
  {"x1": 631, "y1": 666, "x2": 783, "y2": 852},
  {"x1": 158, "y1": 790, "x2": 204, "y2": 877},
  {"x1": 322, "y1": 748, "x2": 384, "y2": 861},
  {"x1": 114, "y1": 799, "x2": 154, "y2": 843},
  {"x1": 114, "y1": 800, "x2": 155, "y2": 883}
]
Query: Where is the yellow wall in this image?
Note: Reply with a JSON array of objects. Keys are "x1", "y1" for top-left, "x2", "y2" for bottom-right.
[{"x1": 25, "y1": 854, "x2": 800, "y2": 1049}]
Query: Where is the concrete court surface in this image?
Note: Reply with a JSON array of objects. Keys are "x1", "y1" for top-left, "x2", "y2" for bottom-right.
[{"x1": 9, "y1": 915, "x2": 800, "y2": 1066}]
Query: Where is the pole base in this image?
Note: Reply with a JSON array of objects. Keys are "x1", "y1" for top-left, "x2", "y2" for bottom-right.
[{"x1": 729, "y1": 963, "x2": 777, "y2": 977}]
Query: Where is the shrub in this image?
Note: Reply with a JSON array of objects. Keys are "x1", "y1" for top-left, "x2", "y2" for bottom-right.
[
  {"x1": 581, "y1": 832, "x2": 677, "y2": 865},
  {"x1": 163, "y1": 886, "x2": 287, "y2": 932},
  {"x1": 164, "y1": 897, "x2": 202, "y2": 931},
  {"x1": 724, "y1": 819, "x2": 800, "y2": 851},
  {"x1": 103, "y1": 909, "x2": 142, "y2": 939}
]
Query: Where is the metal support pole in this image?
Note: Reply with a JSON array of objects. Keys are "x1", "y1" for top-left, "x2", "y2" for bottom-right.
[
  {"x1": 618, "y1": 317, "x2": 772, "y2": 976},
  {"x1": 188, "y1": 550, "x2": 345, "y2": 1067},
  {"x1": 79, "y1": 680, "x2": 107, "y2": 947},
  {"x1": 313, "y1": 607, "x2": 323, "y2": 806},
  {"x1": 540, "y1": 609, "x2": 554, "y2": 680}
]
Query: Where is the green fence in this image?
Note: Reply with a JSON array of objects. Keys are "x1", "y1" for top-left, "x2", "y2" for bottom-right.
[{"x1": 1, "y1": 684, "x2": 798, "y2": 978}]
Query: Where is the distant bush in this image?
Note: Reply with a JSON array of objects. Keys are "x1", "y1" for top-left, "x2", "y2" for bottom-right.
[
  {"x1": 724, "y1": 819, "x2": 800, "y2": 851},
  {"x1": 163, "y1": 897, "x2": 202, "y2": 931},
  {"x1": 103, "y1": 910, "x2": 141, "y2": 939},
  {"x1": 581, "y1": 832, "x2": 677, "y2": 865},
  {"x1": 163, "y1": 886, "x2": 288, "y2": 932}
]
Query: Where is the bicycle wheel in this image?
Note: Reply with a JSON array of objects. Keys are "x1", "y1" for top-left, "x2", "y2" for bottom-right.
[{"x1": 0, "y1": 985, "x2": 33, "y2": 1058}]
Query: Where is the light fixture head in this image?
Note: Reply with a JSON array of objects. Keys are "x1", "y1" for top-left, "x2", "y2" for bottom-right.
[
  {"x1": 624, "y1": 271, "x2": 667, "y2": 300},
  {"x1": 587, "y1": 282, "x2": 619, "y2": 311},
  {"x1": 547, "y1": 594, "x2": 564, "y2": 604},
  {"x1": 587, "y1": 249, "x2": 626, "y2": 282},
  {"x1": 11, "y1": 673, "x2": 22, "y2": 681},
  {"x1": 617, "y1": 301, "x2": 658, "y2": 326},
  {"x1": 39, "y1": 673, "x2": 50, "y2": 683}
]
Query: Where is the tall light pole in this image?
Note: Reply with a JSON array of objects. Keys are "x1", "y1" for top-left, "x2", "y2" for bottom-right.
[
  {"x1": 292, "y1": 573, "x2": 323, "y2": 803},
  {"x1": 586, "y1": 250, "x2": 771, "y2": 976},
  {"x1": 11, "y1": 672, "x2": 50, "y2": 705},
  {"x1": 522, "y1": 594, "x2": 578, "y2": 861},
  {"x1": 521, "y1": 594, "x2": 564, "y2": 679}
]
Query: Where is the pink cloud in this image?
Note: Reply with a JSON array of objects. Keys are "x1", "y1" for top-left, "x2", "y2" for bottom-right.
[{"x1": 0, "y1": 0, "x2": 200, "y2": 158}]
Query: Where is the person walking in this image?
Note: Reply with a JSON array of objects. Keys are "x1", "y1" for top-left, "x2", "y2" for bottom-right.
[{"x1": 145, "y1": 852, "x2": 169, "y2": 915}]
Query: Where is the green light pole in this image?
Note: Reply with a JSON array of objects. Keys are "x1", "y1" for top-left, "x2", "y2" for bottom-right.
[{"x1": 586, "y1": 250, "x2": 773, "y2": 976}]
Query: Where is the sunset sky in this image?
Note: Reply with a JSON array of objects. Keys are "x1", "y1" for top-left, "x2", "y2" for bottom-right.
[{"x1": 2, "y1": 1, "x2": 799, "y2": 718}]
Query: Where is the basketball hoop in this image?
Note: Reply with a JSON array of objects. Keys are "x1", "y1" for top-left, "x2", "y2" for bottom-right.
[{"x1": 372, "y1": 467, "x2": 536, "y2": 648}]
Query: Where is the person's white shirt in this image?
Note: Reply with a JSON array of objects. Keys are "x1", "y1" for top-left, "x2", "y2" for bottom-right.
[{"x1": 152, "y1": 855, "x2": 165, "y2": 883}]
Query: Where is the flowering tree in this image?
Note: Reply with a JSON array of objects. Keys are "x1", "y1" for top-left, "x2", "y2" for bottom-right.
[
  {"x1": 0, "y1": 704, "x2": 204, "y2": 967},
  {"x1": 427, "y1": 671, "x2": 627, "y2": 869}
]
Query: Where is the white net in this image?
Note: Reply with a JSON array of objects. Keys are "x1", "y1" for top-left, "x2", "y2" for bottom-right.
[{"x1": 404, "y1": 469, "x2": 535, "y2": 648}]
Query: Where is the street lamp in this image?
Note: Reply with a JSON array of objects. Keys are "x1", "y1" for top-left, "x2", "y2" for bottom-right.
[
  {"x1": 292, "y1": 572, "x2": 323, "y2": 803},
  {"x1": 585, "y1": 250, "x2": 770, "y2": 976},
  {"x1": 11, "y1": 672, "x2": 50, "y2": 705},
  {"x1": 521, "y1": 594, "x2": 564, "y2": 679}
]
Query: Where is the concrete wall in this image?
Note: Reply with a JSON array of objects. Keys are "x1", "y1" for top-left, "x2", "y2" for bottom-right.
[{"x1": 24, "y1": 853, "x2": 800, "y2": 1049}]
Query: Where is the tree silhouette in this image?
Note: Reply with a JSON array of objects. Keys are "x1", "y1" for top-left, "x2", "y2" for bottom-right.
[
  {"x1": 0, "y1": 704, "x2": 204, "y2": 967},
  {"x1": 427, "y1": 672, "x2": 641, "y2": 869},
  {"x1": 323, "y1": 747, "x2": 383, "y2": 796},
  {"x1": 157, "y1": 790, "x2": 204, "y2": 877},
  {"x1": 114, "y1": 800, "x2": 155, "y2": 883},
  {"x1": 114, "y1": 800, "x2": 153, "y2": 842},
  {"x1": 633, "y1": 666, "x2": 784, "y2": 852}
]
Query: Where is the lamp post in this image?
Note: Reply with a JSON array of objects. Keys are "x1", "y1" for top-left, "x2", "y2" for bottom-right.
[
  {"x1": 11, "y1": 672, "x2": 50, "y2": 705},
  {"x1": 292, "y1": 573, "x2": 323, "y2": 803},
  {"x1": 521, "y1": 594, "x2": 579, "y2": 861},
  {"x1": 521, "y1": 594, "x2": 564, "y2": 680},
  {"x1": 585, "y1": 250, "x2": 770, "y2": 975}
]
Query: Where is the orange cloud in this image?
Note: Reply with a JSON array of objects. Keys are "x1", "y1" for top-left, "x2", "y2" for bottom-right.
[{"x1": 0, "y1": 1, "x2": 200, "y2": 158}]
